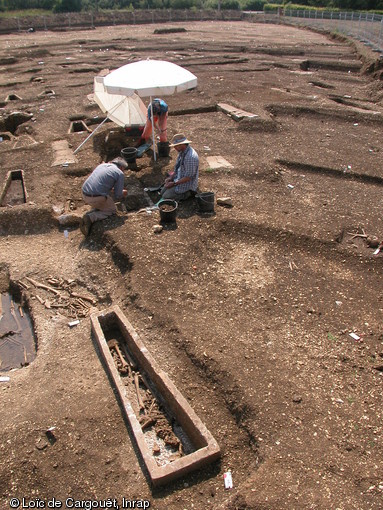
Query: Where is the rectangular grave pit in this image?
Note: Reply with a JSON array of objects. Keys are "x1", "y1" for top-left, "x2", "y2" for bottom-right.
[
  {"x1": 91, "y1": 305, "x2": 220, "y2": 487},
  {"x1": 0, "y1": 169, "x2": 27, "y2": 207}
]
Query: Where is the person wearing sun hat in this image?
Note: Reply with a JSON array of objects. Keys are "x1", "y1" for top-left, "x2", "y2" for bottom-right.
[{"x1": 160, "y1": 133, "x2": 199, "y2": 201}]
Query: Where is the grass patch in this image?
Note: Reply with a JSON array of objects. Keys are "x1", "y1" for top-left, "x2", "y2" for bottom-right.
[{"x1": 0, "y1": 10, "x2": 53, "y2": 19}]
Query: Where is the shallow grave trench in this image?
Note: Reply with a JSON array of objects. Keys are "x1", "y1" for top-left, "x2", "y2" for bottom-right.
[
  {"x1": 101, "y1": 316, "x2": 197, "y2": 467},
  {"x1": 92, "y1": 306, "x2": 221, "y2": 486},
  {"x1": 0, "y1": 263, "x2": 101, "y2": 372},
  {"x1": 0, "y1": 270, "x2": 36, "y2": 372},
  {"x1": 105, "y1": 324, "x2": 194, "y2": 467},
  {"x1": 0, "y1": 169, "x2": 27, "y2": 207}
]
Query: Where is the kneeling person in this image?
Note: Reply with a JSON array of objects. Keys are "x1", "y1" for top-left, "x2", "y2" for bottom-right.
[
  {"x1": 160, "y1": 133, "x2": 199, "y2": 201},
  {"x1": 80, "y1": 157, "x2": 128, "y2": 236}
]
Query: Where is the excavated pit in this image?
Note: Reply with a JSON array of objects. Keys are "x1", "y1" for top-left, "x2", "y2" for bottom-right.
[
  {"x1": 69, "y1": 120, "x2": 92, "y2": 134},
  {"x1": 0, "y1": 169, "x2": 27, "y2": 207},
  {"x1": 93, "y1": 127, "x2": 143, "y2": 162},
  {"x1": 0, "y1": 132, "x2": 13, "y2": 142},
  {"x1": 91, "y1": 305, "x2": 220, "y2": 487},
  {"x1": 0, "y1": 280, "x2": 37, "y2": 372},
  {"x1": 276, "y1": 158, "x2": 383, "y2": 185},
  {"x1": 5, "y1": 93, "x2": 22, "y2": 101}
]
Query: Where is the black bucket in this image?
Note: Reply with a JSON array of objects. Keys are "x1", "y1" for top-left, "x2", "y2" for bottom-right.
[
  {"x1": 196, "y1": 192, "x2": 215, "y2": 213},
  {"x1": 159, "y1": 199, "x2": 178, "y2": 223},
  {"x1": 157, "y1": 141, "x2": 170, "y2": 157},
  {"x1": 121, "y1": 147, "x2": 138, "y2": 163}
]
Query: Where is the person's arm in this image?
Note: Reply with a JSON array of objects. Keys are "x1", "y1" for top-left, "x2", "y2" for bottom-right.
[
  {"x1": 164, "y1": 157, "x2": 180, "y2": 187},
  {"x1": 174, "y1": 176, "x2": 191, "y2": 185},
  {"x1": 113, "y1": 170, "x2": 125, "y2": 199},
  {"x1": 165, "y1": 174, "x2": 191, "y2": 188}
]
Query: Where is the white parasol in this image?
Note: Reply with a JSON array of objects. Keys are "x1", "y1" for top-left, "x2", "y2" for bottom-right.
[
  {"x1": 102, "y1": 59, "x2": 198, "y2": 160},
  {"x1": 74, "y1": 60, "x2": 197, "y2": 159},
  {"x1": 102, "y1": 59, "x2": 198, "y2": 97},
  {"x1": 93, "y1": 76, "x2": 147, "y2": 128},
  {"x1": 73, "y1": 77, "x2": 148, "y2": 155}
]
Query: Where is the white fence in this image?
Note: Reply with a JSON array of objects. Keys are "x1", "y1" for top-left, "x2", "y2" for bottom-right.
[{"x1": 275, "y1": 10, "x2": 383, "y2": 54}]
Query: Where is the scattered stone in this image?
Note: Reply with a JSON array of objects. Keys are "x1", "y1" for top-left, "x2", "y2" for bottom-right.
[
  {"x1": 206, "y1": 156, "x2": 233, "y2": 169},
  {"x1": 153, "y1": 445, "x2": 161, "y2": 455},
  {"x1": 217, "y1": 197, "x2": 233, "y2": 208},
  {"x1": 153, "y1": 224, "x2": 163, "y2": 233},
  {"x1": 367, "y1": 236, "x2": 380, "y2": 248},
  {"x1": 292, "y1": 395, "x2": 302, "y2": 403},
  {"x1": 57, "y1": 213, "x2": 81, "y2": 227},
  {"x1": 35, "y1": 437, "x2": 49, "y2": 450}
]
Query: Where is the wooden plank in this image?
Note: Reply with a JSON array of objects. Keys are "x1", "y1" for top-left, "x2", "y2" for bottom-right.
[{"x1": 217, "y1": 102, "x2": 259, "y2": 121}]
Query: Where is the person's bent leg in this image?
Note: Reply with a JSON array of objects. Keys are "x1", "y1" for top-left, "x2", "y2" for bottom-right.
[
  {"x1": 86, "y1": 195, "x2": 116, "y2": 223},
  {"x1": 140, "y1": 118, "x2": 153, "y2": 142},
  {"x1": 161, "y1": 187, "x2": 178, "y2": 200},
  {"x1": 158, "y1": 113, "x2": 168, "y2": 143},
  {"x1": 161, "y1": 188, "x2": 190, "y2": 201}
]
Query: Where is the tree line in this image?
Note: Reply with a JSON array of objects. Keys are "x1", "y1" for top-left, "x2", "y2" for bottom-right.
[{"x1": 1, "y1": 0, "x2": 382, "y2": 15}]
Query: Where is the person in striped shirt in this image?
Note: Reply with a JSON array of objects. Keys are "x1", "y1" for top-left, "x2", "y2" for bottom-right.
[{"x1": 160, "y1": 133, "x2": 199, "y2": 201}]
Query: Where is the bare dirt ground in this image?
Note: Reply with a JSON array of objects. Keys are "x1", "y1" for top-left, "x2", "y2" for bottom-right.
[{"x1": 0, "y1": 19, "x2": 383, "y2": 510}]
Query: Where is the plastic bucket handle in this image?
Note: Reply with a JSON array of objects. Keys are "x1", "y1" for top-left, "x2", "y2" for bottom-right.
[{"x1": 198, "y1": 192, "x2": 214, "y2": 202}]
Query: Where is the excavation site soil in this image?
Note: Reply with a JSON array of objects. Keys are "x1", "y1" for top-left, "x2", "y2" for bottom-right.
[{"x1": 1, "y1": 19, "x2": 383, "y2": 510}]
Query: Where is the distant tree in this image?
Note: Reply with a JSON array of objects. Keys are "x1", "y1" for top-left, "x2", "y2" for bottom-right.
[
  {"x1": 53, "y1": 0, "x2": 82, "y2": 11},
  {"x1": 240, "y1": 0, "x2": 267, "y2": 10},
  {"x1": 151, "y1": 0, "x2": 166, "y2": 8},
  {"x1": 41, "y1": 0, "x2": 56, "y2": 8},
  {"x1": 328, "y1": 0, "x2": 381, "y2": 7},
  {"x1": 205, "y1": 0, "x2": 240, "y2": 8},
  {"x1": 169, "y1": 0, "x2": 194, "y2": 8}
]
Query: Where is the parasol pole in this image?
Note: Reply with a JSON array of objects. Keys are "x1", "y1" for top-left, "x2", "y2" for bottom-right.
[
  {"x1": 73, "y1": 97, "x2": 127, "y2": 155},
  {"x1": 149, "y1": 96, "x2": 157, "y2": 162}
]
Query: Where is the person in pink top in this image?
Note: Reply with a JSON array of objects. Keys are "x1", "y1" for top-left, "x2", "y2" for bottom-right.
[{"x1": 136, "y1": 98, "x2": 168, "y2": 146}]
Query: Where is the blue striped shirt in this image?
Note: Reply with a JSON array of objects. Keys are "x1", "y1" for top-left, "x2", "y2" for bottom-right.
[{"x1": 174, "y1": 145, "x2": 199, "y2": 193}]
